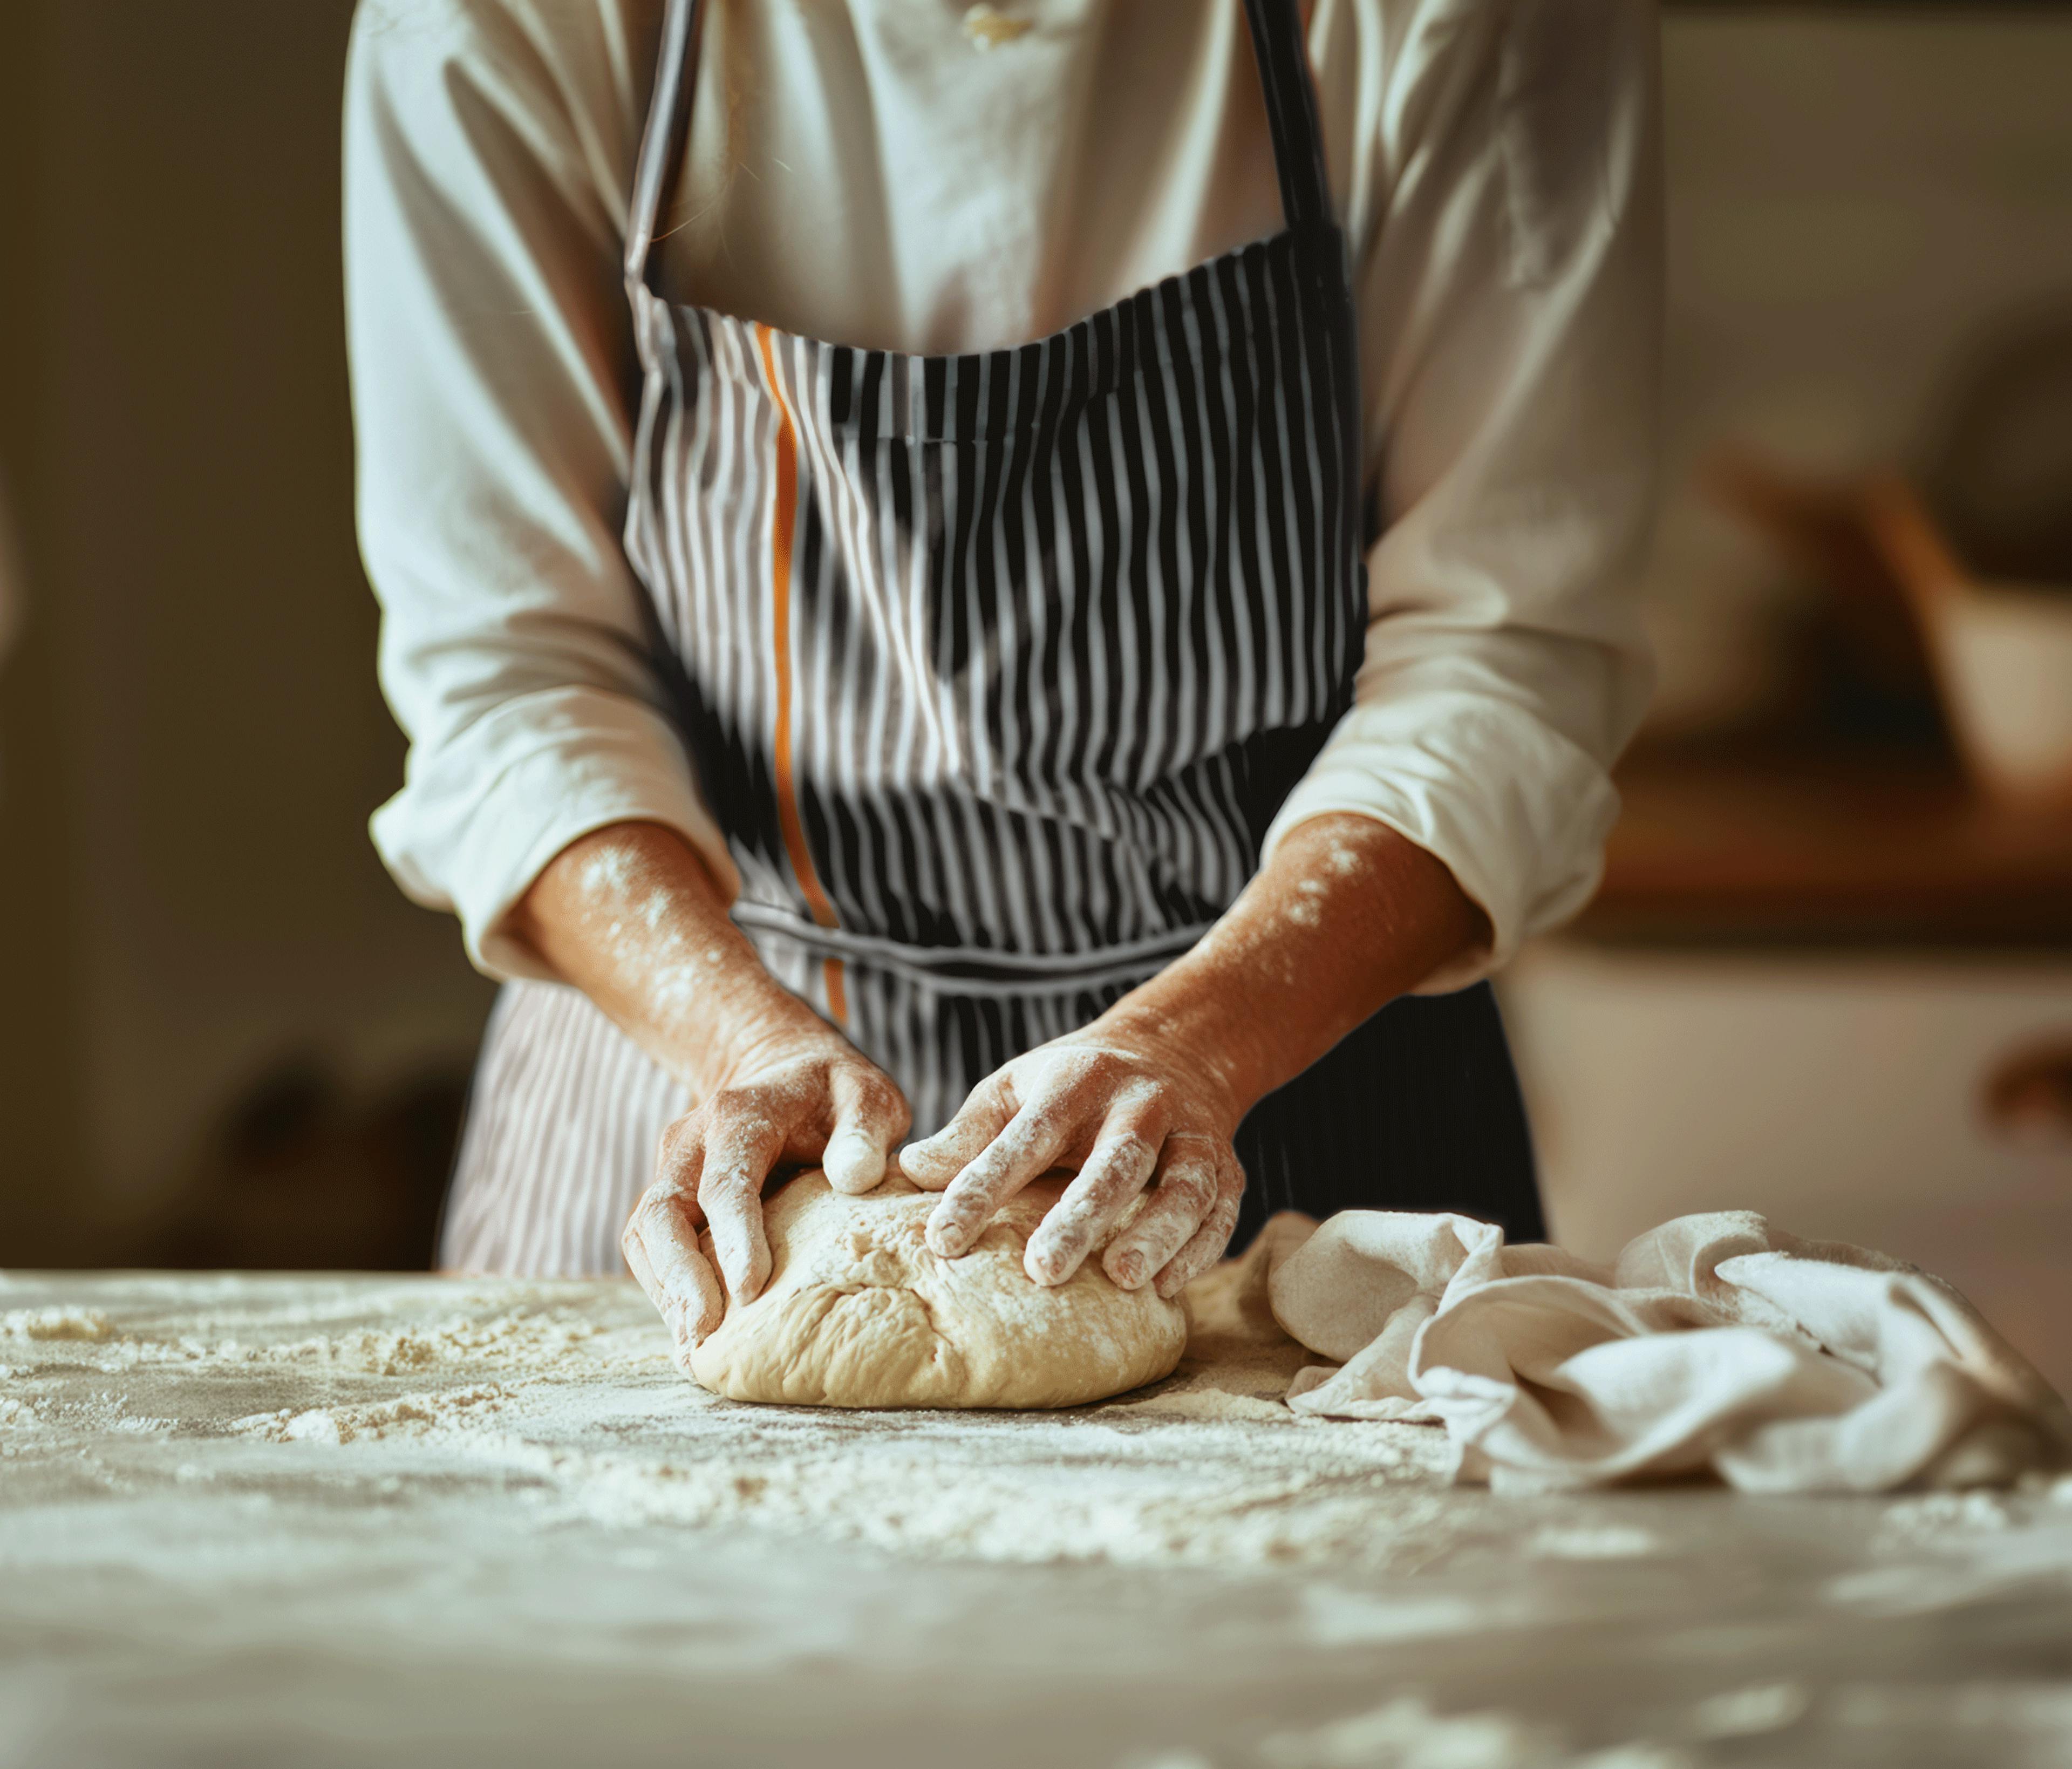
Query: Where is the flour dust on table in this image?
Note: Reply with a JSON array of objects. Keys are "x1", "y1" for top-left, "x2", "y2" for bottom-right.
[
  {"x1": 11, "y1": 1268, "x2": 2072, "y2": 1769},
  {"x1": 0, "y1": 1255, "x2": 1466, "y2": 1571}
]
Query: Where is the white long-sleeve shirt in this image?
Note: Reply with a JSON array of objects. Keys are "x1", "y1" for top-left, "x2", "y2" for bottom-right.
[{"x1": 345, "y1": 0, "x2": 1660, "y2": 989}]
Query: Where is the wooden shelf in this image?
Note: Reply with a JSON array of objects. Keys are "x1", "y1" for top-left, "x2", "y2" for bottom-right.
[{"x1": 1581, "y1": 743, "x2": 2072, "y2": 947}]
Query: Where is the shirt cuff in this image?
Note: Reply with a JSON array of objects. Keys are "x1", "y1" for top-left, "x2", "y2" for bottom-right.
[
  {"x1": 370, "y1": 686, "x2": 739, "y2": 980},
  {"x1": 1260, "y1": 690, "x2": 1620, "y2": 994}
]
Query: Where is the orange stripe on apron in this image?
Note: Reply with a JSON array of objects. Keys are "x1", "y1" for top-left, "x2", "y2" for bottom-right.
[{"x1": 754, "y1": 323, "x2": 847, "y2": 1023}]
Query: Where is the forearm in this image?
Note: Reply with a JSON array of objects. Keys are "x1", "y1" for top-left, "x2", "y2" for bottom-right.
[
  {"x1": 524, "y1": 824, "x2": 909, "y2": 1317},
  {"x1": 507, "y1": 821, "x2": 829, "y2": 1096},
  {"x1": 1095, "y1": 814, "x2": 1488, "y2": 1126}
]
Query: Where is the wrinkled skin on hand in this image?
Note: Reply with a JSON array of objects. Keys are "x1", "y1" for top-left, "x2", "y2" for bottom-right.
[
  {"x1": 896, "y1": 813, "x2": 1484, "y2": 1302},
  {"x1": 622, "y1": 1032, "x2": 910, "y2": 1362},
  {"x1": 510, "y1": 824, "x2": 909, "y2": 1365},
  {"x1": 902, "y1": 1036, "x2": 1246, "y2": 1299}
]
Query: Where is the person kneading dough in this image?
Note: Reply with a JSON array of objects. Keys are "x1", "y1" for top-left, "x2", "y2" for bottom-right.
[
  {"x1": 344, "y1": 0, "x2": 1660, "y2": 1380},
  {"x1": 690, "y1": 1174, "x2": 1187, "y2": 1409}
]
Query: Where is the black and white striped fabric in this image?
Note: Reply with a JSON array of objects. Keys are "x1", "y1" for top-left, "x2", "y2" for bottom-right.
[
  {"x1": 619, "y1": 0, "x2": 1362, "y2": 1137},
  {"x1": 441, "y1": 0, "x2": 1541, "y2": 1277}
]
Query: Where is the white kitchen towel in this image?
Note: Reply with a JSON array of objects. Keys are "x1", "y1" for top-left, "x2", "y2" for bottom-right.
[{"x1": 1264, "y1": 1210, "x2": 2072, "y2": 1493}]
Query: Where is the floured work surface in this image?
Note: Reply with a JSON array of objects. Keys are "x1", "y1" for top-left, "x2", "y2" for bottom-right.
[{"x1": 4, "y1": 1269, "x2": 2071, "y2": 1769}]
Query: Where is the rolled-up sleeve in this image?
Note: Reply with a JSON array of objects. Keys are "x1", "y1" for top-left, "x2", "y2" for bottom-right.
[
  {"x1": 345, "y1": 0, "x2": 735, "y2": 981},
  {"x1": 1268, "y1": 0, "x2": 1662, "y2": 990}
]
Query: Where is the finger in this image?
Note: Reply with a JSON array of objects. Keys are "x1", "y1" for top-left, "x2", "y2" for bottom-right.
[
  {"x1": 621, "y1": 1228, "x2": 697, "y2": 1366},
  {"x1": 822, "y1": 1067, "x2": 910, "y2": 1195},
  {"x1": 1153, "y1": 1156, "x2": 1246, "y2": 1298},
  {"x1": 621, "y1": 1218, "x2": 667, "y2": 1316},
  {"x1": 697, "y1": 1106, "x2": 785, "y2": 1305},
  {"x1": 622, "y1": 1119, "x2": 710, "y2": 1315},
  {"x1": 1024, "y1": 1121, "x2": 1161, "y2": 1287},
  {"x1": 900, "y1": 1076, "x2": 1014, "y2": 1190},
  {"x1": 1101, "y1": 1140, "x2": 1221, "y2": 1291},
  {"x1": 903, "y1": 1091, "x2": 1013, "y2": 1190},
  {"x1": 645, "y1": 1220, "x2": 729, "y2": 1345},
  {"x1": 924, "y1": 1098, "x2": 1078, "y2": 1258},
  {"x1": 623, "y1": 1182, "x2": 726, "y2": 1346}
]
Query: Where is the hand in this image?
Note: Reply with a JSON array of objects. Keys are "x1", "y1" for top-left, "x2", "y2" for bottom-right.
[
  {"x1": 901, "y1": 1029, "x2": 1247, "y2": 1300},
  {"x1": 898, "y1": 817, "x2": 1490, "y2": 1299},
  {"x1": 622, "y1": 1026, "x2": 910, "y2": 1360},
  {"x1": 510, "y1": 824, "x2": 914, "y2": 1361}
]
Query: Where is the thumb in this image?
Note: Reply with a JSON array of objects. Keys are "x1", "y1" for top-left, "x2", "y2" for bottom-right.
[{"x1": 822, "y1": 1066, "x2": 909, "y2": 1195}]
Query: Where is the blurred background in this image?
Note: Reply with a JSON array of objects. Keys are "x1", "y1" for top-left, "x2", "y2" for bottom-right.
[{"x1": 1, "y1": 4, "x2": 2068, "y2": 1384}]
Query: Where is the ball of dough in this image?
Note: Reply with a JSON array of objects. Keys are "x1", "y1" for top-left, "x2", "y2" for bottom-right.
[{"x1": 688, "y1": 1173, "x2": 1188, "y2": 1409}]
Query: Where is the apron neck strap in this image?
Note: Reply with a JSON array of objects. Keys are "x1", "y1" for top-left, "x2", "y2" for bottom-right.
[
  {"x1": 626, "y1": 0, "x2": 1333, "y2": 291},
  {"x1": 1242, "y1": 0, "x2": 1334, "y2": 237},
  {"x1": 625, "y1": 0, "x2": 704, "y2": 289}
]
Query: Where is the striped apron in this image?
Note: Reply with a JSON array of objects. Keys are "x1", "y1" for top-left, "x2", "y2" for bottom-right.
[{"x1": 441, "y1": 0, "x2": 1543, "y2": 1277}]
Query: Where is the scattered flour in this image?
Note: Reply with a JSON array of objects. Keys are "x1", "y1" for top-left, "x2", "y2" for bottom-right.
[
  {"x1": 1684, "y1": 1682, "x2": 1810, "y2": 1741},
  {"x1": 519, "y1": 1421, "x2": 1456, "y2": 1568},
  {"x1": 0, "y1": 1268, "x2": 1469, "y2": 1570},
  {"x1": 0, "y1": 1292, "x2": 651, "y2": 1381},
  {"x1": 1117, "y1": 1387, "x2": 1300, "y2": 1425},
  {"x1": 234, "y1": 1384, "x2": 513, "y2": 1446},
  {"x1": 2, "y1": 1307, "x2": 114, "y2": 1342},
  {"x1": 1825, "y1": 1680, "x2": 2072, "y2": 1736},
  {"x1": 1878, "y1": 1491, "x2": 2015, "y2": 1539},
  {"x1": 1258, "y1": 1696, "x2": 1693, "y2": 1769},
  {"x1": 244, "y1": 1311, "x2": 615, "y2": 1377},
  {"x1": 9, "y1": 1269, "x2": 2068, "y2": 1586},
  {"x1": 8, "y1": 1271, "x2": 2072, "y2": 1769},
  {"x1": 1524, "y1": 1525, "x2": 1660, "y2": 1561}
]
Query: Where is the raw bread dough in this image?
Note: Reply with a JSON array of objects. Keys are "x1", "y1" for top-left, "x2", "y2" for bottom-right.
[{"x1": 689, "y1": 1173, "x2": 1189, "y2": 1409}]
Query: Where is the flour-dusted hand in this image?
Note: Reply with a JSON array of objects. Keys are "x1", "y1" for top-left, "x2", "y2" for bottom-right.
[
  {"x1": 507, "y1": 823, "x2": 913, "y2": 1364},
  {"x1": 903, "y1": 1032, "x2": 1246, "y2": 1299},
  {"x1": 624, "y1": 1030, "x2": 910, "y2": 1353},
  {"x1": 901, "y1": 817, "x2": 1496, "y2": 1299}
]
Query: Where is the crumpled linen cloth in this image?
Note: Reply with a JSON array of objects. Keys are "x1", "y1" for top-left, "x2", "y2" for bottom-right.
[{"x1": 1261, "y1": 1210, "x2": 2072, "y2": 1493}]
